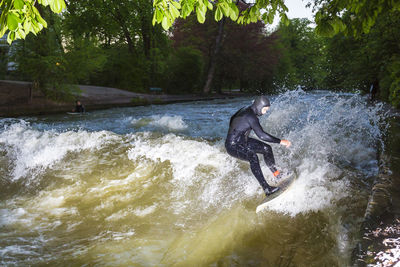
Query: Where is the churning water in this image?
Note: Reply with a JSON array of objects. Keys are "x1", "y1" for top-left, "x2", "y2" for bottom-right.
[{"x1": 0, "y1": 90, "x2": 386, "y2": 266}]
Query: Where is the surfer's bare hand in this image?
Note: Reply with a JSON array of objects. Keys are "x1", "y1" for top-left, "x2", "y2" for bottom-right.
[{"x1": 280, "y1": 139, "x2": 291, "y2": 148}]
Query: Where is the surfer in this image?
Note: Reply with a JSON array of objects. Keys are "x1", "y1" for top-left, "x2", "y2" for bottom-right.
[
  {"x1": 72, "y1": 100, "x2": 85, "y2": 113},
  {"x1": 225, "y1": 95, "x2": 291, "y2": 197}
]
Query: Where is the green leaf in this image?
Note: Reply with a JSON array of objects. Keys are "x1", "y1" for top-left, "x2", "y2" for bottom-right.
[
  {"x1": 32, "y1": 6, "x2": 41, "y2": 18},
  {"x1": 332, "y1": 17, "x2": 346, "y2": 33},
  {"x1": 181, "y1": 5, "x2": 188, "y2": 17},
  {"x1": 31, "y1": 19, "x2": 42, "y2": 32},
  {"x1": 229, "y1": 3, "x2": 239, "y2": 20},
  {"x1": 215, "y1": 5, "x2": 223, "y2": 21},
  {"x1": 14, "y1": 0, "x2": 25, "y2": 9},
  {"x1": 156, "y1": 8, "x2": 163, "y2": 23},
  {"x1": 0, "y1": 26, "x2": 7, "y2": 39},
  {"x1": 280, "y1": 12, "x2": 289, "y2": 26},
  {"x1": 23, "y1": 19, "x2": 32, "y2": 33},
  {"x1": 170, "y1": 4, "x2": 180, "y2": 18},
  {"x1": 50, "y1": 0, "x2": 65, "y2": 13},
  {"x1": 207, "y1": 1, "x2": 213, "y2": 10},
  {"x1": 39, "y1": 0, "x2": 50, "y2": 6},
  {"x1": 161, "y1": 16, "x2": 169, "y2": 30},
  {"x1": 171, "y1": 1, "x2": 181, "y2": 9},
  {"x1": 267, "y1": 12, "x2": 274, "y2": 24},
  {"x1": 315, "y1": 11, "x2": 321, "y2": 22},
  {"x1": 198, "y1": 0, "x2": 207, "y2": 13},
  {"x1": 262, "y1": 12, "x2": 267, "y2": 21},
  {"x1": 7, "y1": 31, "x2": 15, "y2": 44},
  {"x1": 281, "y1": 2, "x2": 288, "y2": 12},
  {"x1": 196, "y1": 6, "x2": 205, "y2": 23},
  {"x1": 257, "y1": 0, "x2": 266, "y2": 8},
  {"x1": 36, "y1": 13, "x2": 48, "y2": 28},
  {"x1": 61, "y1": 0, "x2": 67, "y2": 10},
  {"x1": 315, "y1": 20, "x2": 335, "y2": 37},
  {"x1": 248, "y1": 7, "x2": 258, "y2": 23},
  {"x1": 220, "y1": 3, "x2": 230, "y2": 17},
  {"x1": 18, "y1": 28, "x2": 26, "y2": 39},
  {"x1": 7, "y1": 13, "x2": 19, "y2": 31}
]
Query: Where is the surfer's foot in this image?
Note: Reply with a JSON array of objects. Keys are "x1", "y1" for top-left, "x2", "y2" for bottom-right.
[
  {"x1": 264, "y1": 186, "x2": 280, "y2": 196},
  {"x1": 274, "y1": 170, "x2": 292, "y2": 181}
]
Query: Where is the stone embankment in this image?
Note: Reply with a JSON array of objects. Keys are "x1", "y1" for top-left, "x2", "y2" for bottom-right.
[
  {"x1": 0, "y1": 80, "x2": 244, "y2": 117},
  {"x1": 353, "y1": 113, "x2": 400, "y2": 266}
]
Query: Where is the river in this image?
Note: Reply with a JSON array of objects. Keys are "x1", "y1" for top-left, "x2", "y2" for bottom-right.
[{"x1": 0, "y1": 90, "x2": 386, "y2": 266}]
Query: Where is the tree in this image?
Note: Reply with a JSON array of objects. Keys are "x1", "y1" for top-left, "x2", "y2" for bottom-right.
[
  {"x1": 63, "y1": 0, "x2": 171, "y2": 91},
  {"x1": 323, "y1": 10, "x2": 400, "y2": 107},
  {"x1": 153, "y1": 0, "x2": 399, "y2": 41},
  {"x1": 172, "y1": 15, "x2": 280, "y2": 93},
  {"x1": 0, "y1": 0, "x2": 66, "y2": 44},
  {"x1": 172, "y1": 13, "x2": 225, "y2": 94},
  {"x1": 164, "y1": 46, "x2": 204, "y2": 93},
  {"x1": 215, "y1": 21, "x2": 280, "y2": 92},
  {"x1": 153, "y1": 0, "x2": 290, "y2": 30},
  {"x1": 12, "y1": 7, "x2": 106, "y2": 101},
  {"x1": 273, "y1": 18, "x2": 328, "y2": 90},
  {"x1": 312, "y1": 0, "x2": 400, "y2": 37}
]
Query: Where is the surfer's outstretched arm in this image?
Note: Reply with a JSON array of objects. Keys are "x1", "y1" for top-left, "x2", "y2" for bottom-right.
[
  {"x1": 249, "y1": 116, "x2": 292, "y2": 148},
  {"x1": 249, "y1": 116, "x2": 281, "y2": 143}
]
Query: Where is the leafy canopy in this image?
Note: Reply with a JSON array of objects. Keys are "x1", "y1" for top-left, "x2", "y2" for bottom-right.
[
  {"x1": 313, "y1": 0, "x2": 400, "y2": 37},
  {"x1": 0, "y1": 0, "x2": 66, "y2": 44},
  {"x1": 152, "y1": 0, "x2": 290, "y2": 30}
]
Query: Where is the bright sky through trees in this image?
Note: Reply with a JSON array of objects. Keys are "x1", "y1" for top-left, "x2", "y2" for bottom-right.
[{"x1": 271, "y1": 0, "x2": 314, "y2": 28}]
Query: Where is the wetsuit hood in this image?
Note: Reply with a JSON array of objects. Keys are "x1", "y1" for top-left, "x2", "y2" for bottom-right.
[{"x1": 251, "y1": 95, "x2": 270, "y2": 116}]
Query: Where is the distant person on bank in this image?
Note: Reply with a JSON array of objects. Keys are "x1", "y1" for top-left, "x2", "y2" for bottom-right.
[{"x1": 73, "y1": 100, "x2": 85, "y2": 113}]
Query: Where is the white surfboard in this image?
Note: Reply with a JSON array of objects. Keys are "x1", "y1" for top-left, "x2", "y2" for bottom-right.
[
  {"x1": 67, "y1": 112, "x2": 86, "y2": 115},
  {"x1": 256, "y1": 172, "x2": 297, "y2": 213}
]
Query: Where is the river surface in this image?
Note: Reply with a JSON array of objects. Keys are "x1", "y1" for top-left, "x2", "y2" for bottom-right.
[{"x1": 0, "y1": 90, "x2": 387, "y2": 266}]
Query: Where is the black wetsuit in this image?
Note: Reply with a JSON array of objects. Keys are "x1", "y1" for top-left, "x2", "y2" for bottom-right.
[
  {"x1": 74, "y1": 104, "x2": 85, "y2": 113},
  {"x1": 225, "y1": 104, "x2": 280, "y2": 191}
]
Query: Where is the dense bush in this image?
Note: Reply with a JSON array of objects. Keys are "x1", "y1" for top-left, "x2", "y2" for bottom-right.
[
  {"x1": 163, "y1": 47, "x2": 204, "y2": 93},
  {"x1": 88, "y1": 47, "x2": 149, "y2": 93}
]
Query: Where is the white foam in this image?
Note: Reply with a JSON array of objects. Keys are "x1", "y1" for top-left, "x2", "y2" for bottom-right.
[
  {"x1": 127, "y1": 89, "x2": 384, "y2": 217},
  {"x1": 128, "y1": 134, "x2": 233, "y2": 184},
  {"x1": 133, "y1": 205, "x2": 157, "y2": 217},
  {"x1": 0, "y1": 245, "x2": 40, "y2": 257},
  {"x1": 254, "y1": 90, "x2": 385, "y2": 215},
  {"x1": 0, "y1": 120, "x2": 120, "y2": 181},
  {"x1": 131, "y1": 115, "x2": 188, "y2": 131},
  {"x1": 128, "y1": 134, "x2": 253, "y2": 212},
  {"x1": 260, "y1": 162, "x2": 347, "y2": 216},
  {"x1": 90, "y1": 230, "x2": 135, "y2": 242}
]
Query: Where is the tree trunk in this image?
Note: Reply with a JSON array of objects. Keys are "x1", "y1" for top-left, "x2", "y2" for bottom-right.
[
  {"x1": 113, "y1": 9, "x2": 136, "y2": 55},
  {"x1": 203, "y1": 18, "x2": 225, "y2": 94},
  {"x1": 139, "y1": 8, "x2": 152, "y2": 59}
]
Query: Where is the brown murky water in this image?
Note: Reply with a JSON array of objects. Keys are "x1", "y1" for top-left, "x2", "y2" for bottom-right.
[{"x1": 0, "y1": 90, "x2": 386, "y2": 266}]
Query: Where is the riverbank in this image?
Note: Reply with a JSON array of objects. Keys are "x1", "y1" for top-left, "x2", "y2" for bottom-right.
[
  {"x1": 353, "y1": 114, "x2": 400, "y2": 266},
  {"x1": 0, "y1": 80, "x2": 246, "y2": 117}
]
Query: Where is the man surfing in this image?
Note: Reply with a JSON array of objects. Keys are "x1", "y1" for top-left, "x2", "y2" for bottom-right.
[{"x1": 225, "y1": 95, "x2": 291, "y2": 197}]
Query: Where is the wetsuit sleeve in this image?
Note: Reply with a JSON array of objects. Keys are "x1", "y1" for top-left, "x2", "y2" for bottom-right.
[{"x1": 250, "y1": 116, "x2": 281, "y2": 143}]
